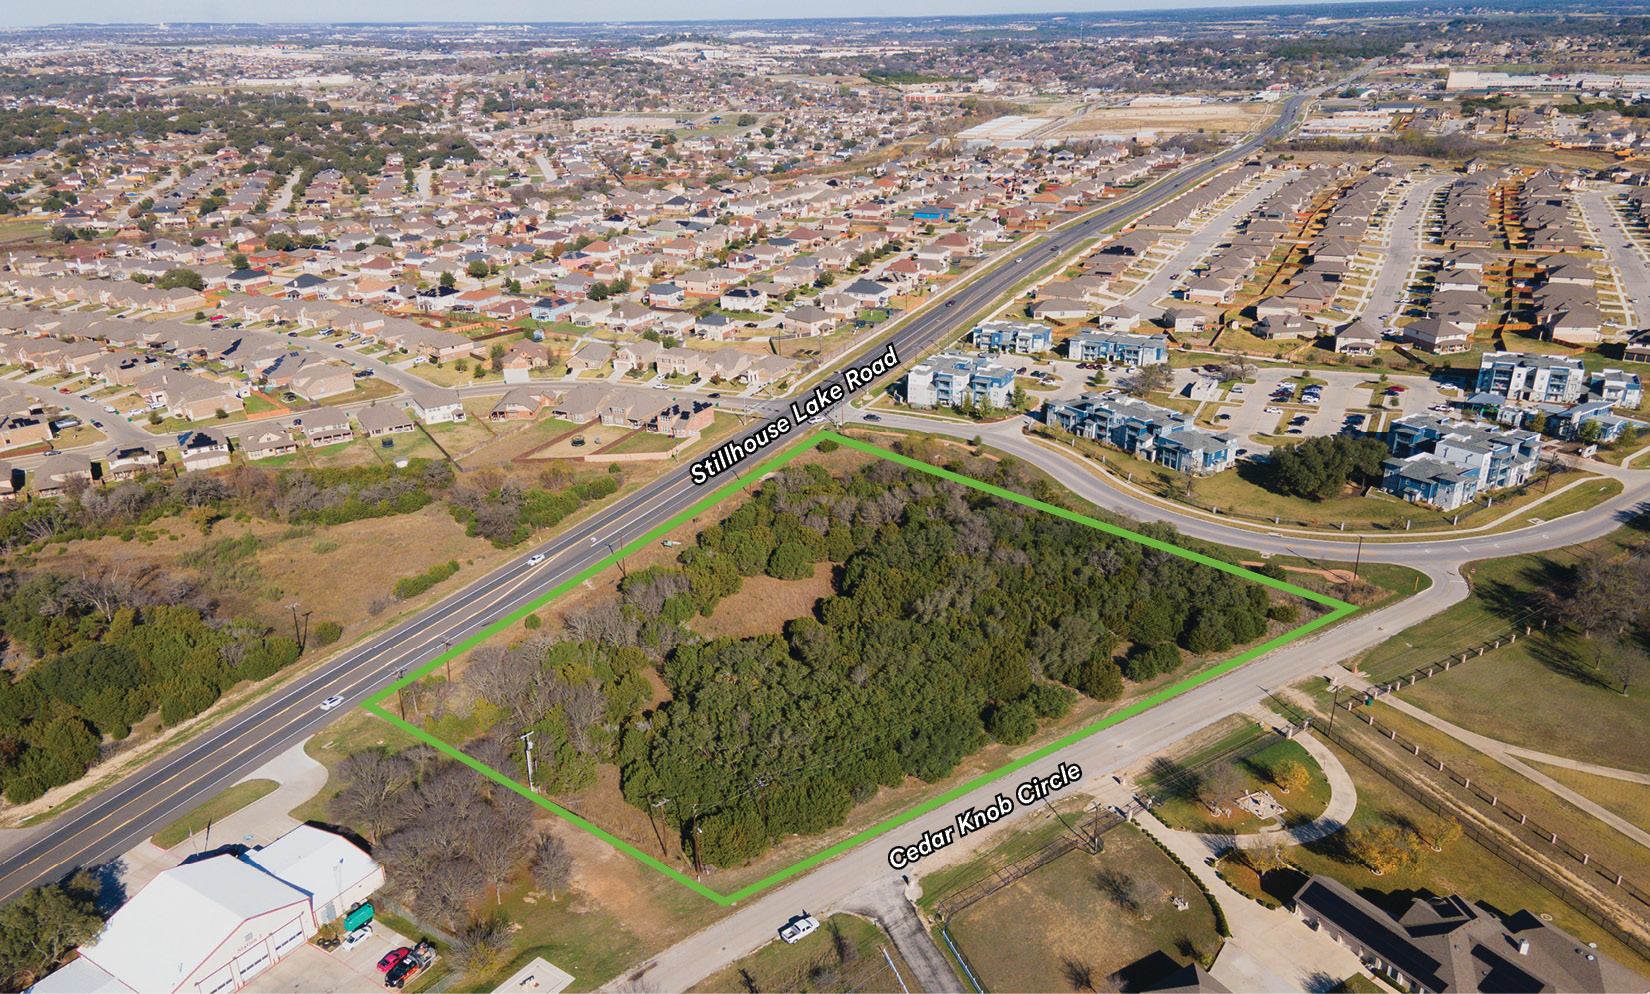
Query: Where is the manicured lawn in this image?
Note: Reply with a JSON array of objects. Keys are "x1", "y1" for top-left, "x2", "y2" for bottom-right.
[
  {"x1": 244, "y1": 393, "x2": 281, "y2": 415},
  {"x1": 415, "y1": 361, "x2": 505, "y2": 387},
  {"x1": 313, "y1": 377, "x2": 400, "y2": 404},
  {"x1": 1152, "y1": 738, "x2": 1331, "y2": 835},
  {"x1": 1527, "y1": 761, "x2": 1650, "y2": 828},
  {"x1": 153, "y1": 779, "x2": 278, "y2": 848},
  {"x1": 604, "y1": 430, "x2": 682, "y2": 454},
  {"x1": 1395, "y1": 635, "x2": 1650, "y2": 774},
  {"x1": 947, "y1": 824, "x2": 1222, "y2": 992}
]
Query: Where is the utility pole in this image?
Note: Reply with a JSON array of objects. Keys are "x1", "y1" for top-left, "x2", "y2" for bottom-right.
[
  {"x1": 690, "y1": 801, "x2": 703, "y2": 877},
  {"x1": 649, "y1": 797, "x2": 672, "y2": 859},
  {"x1": 286, "y1": 601, "x2": 303, "y2": 648},
  {"x1": 520, "y1": 730, "x2": 536, "y2": 792},
  {"x1": 1353, "y1": 534, "x2": 1364, "y2": 580}
]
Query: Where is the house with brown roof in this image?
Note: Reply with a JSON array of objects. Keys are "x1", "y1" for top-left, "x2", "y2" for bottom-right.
[
  {"x1": 240, "y1": 427, "x2": 301, "y2": 461},
  {"x1": 568, "y1": 343, "x2": 614, "y2": 372},
  {"x1": 357, "y1": 405, "x2": 415, "y2": 437}
]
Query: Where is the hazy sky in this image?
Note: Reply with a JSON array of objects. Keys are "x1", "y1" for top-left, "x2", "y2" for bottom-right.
[{"x1": 7, "y1": 0, "x2": 1331, "y2": 28}]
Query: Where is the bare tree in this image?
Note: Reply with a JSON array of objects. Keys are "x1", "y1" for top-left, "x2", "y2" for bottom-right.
[
  {"x1": 531, "y1": 832, "x2": 574, "y2": 901},
  {"x1": 452, "y1": 915, "x2": 513, "y2": 977},
  {"x1": 1198, "y1": 762, "x2": 1246, "y2": 813},
  {"x1": 472, "y1": 807, "x2": 533, "y2": 904},
  {"x1": 558, "y1": 680, "x2": 608, "y2": 754},
  {"x1": 1604, "y1": 636, "x2": 1650, "y2": 696}
]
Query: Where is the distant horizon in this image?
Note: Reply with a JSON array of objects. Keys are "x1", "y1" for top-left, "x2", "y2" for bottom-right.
[{"x1": 3, "y1": 0, "x2": 1412, "y2": 30}]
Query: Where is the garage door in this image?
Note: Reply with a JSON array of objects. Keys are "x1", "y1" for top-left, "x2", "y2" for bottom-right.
[
  {"x1": 271, "y1": 918, "x2": 306, "y2": 957},
  {"x1": 197, "y1": 963, "x2": 236, "y2": 994},
  {"x1": 234, "y1": 942, "x2": 273, "y2": 985}
]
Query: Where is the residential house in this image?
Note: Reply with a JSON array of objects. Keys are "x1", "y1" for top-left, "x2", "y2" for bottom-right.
[
  {"x1": 298, "y1": 407, "x2": 353, "y2": 447},
  {"x1": 357, "y1": 405, "x2": 415, "y2": 438},
  {"x1": 103, "y1": 442, "x2": 161, "y2": 480},
  {"x1": 239, "y1": 427, "x2": 301, "y2": 461},
  {"x1": 408, "y1": 388, "x2": 466, "y2": 424},
  {"x1": 178, "y1": 428, "x2": 232, "y2": 471},
  {"x1": 1293, "y1": 875, "x2": 1645, "y2": 993}
]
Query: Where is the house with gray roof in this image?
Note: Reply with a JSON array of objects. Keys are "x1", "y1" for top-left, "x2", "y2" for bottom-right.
[{"x1": 1294, "y1": 874, "x2": 1645, "y2": 993}]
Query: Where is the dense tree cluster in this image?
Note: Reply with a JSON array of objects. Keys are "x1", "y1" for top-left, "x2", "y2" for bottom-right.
[
  {"x1": 0, "y1": 573, "x2": 300, "y2": 803},
  {"x1": 1268, "y1": 435, "x2": 1390, "y2": 501},
  {"x1": 326, "y1": 745, "x2": 572, "y2": 929},
  {"x1": 0, "y1": 871, "x2": 104, "y2": 989},
  {"x1": 437, "y1": 458, "x2": 1285, "y2": 869}
]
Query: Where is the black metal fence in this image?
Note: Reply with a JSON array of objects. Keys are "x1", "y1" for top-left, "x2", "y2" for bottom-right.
[{"x1": 1299, "y1": 700, "x2": 1650, "y2": 964}]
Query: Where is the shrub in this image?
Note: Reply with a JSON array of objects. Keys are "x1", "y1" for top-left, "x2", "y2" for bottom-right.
[
  {"x1": 313, "y1": 621, "x2": 343, "y2": 647},
  {"x1": 1267, "y1": 603, "x2": 1299, "y2": 623},
  {"x1": 524, "y1": 613, "x2": 543, "y2": 630},
  {"x1": 395, "y1": 560, "x2": 460, "y2": 599},
  {"x1": 986, "y1": 700, "x2": 1038, "y2": 745},
  {"x1": 1025, "y1": 682, "x2": 1075, "y2": 719}
]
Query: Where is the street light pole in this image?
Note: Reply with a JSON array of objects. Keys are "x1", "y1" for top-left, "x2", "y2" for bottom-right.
[{"x1": 520, "y1": 730, "x2": 536, "y2": 792}]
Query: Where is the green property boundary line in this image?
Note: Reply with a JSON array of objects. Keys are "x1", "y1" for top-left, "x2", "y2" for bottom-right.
[{"x1": 361, "y1": 430, "x2": 1356, "y2": 906}]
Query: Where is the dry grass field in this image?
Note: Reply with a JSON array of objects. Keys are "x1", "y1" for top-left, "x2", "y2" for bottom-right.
[{"x1": 1056, "y1": 101, "x2": 1270, "y2": 137}]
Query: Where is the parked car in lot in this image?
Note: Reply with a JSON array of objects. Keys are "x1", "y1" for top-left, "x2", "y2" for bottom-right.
[
  {"x1": 1265, "y1": 406, "x2": 1283, "y2": 414},
  {"x1": 341, "y1": 925, "x2": 373, "y2": 951},
  {"x1": 378, "y1": 948, "x2": 410, "y2": 973}
]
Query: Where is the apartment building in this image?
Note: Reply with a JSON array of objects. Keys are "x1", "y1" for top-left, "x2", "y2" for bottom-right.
[
  {"x1": 903, "y1": 351, "x2": 1015, "y2": 409},
  {"x1": 1045, "y1": 391, "x2": 1236, "y2": 476}
]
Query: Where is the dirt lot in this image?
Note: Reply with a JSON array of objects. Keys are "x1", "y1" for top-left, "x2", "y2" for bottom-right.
[
  {"x1": 948, "y1": 823, "x2": 1222, "y2": 992},
  {"x1": 1057, "y1": 102, "x2": 1270, "y2": 137}
]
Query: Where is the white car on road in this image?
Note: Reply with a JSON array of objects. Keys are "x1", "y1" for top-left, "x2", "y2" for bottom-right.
[
  {"x1": 526, "y1": 553, "x2": 546, "y2": 566},
  {"x1": 318, "y1": 695, "x2": 345, "y2": 712}
]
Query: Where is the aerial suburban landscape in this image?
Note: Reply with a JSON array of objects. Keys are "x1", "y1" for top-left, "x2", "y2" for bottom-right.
[{"x1": 5, "y1": 2, "x2": 1650, "y2": 992}]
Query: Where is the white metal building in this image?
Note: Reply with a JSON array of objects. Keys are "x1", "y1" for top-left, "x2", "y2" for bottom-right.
[{"x1": 30, "y1": 826, "x2": 382, "y2": 994}]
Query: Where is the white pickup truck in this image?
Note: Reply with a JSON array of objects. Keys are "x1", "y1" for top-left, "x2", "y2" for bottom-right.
[{"x1": 778, "y1": 912, "x2": 820, "y2": 944}]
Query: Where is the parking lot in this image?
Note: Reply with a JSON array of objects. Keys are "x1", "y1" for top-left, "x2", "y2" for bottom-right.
[{"x1": 243, "y1": 920, "x2": 415, "y2": 994}]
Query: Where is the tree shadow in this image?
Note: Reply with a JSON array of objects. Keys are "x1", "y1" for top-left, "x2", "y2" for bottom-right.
[
  {"x1": 1524, "y1": 635, "x2": 1612, "y2": 691},
  {"x1": 1143, "y1": 756, "x2": 1202, "y2": 802},
  {"x1": 1062, "y1": 958, "x2": 1097, "y2": 992},
  {"x1": 86, "y1": 858, "x2": 128, "y2": 914},
  {"x1": 738, "y1": 968, "x2": 759, "y2": 994},
  {"x1": 1301, "y1": 969, "x2": 1341, "y2": 993}
]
